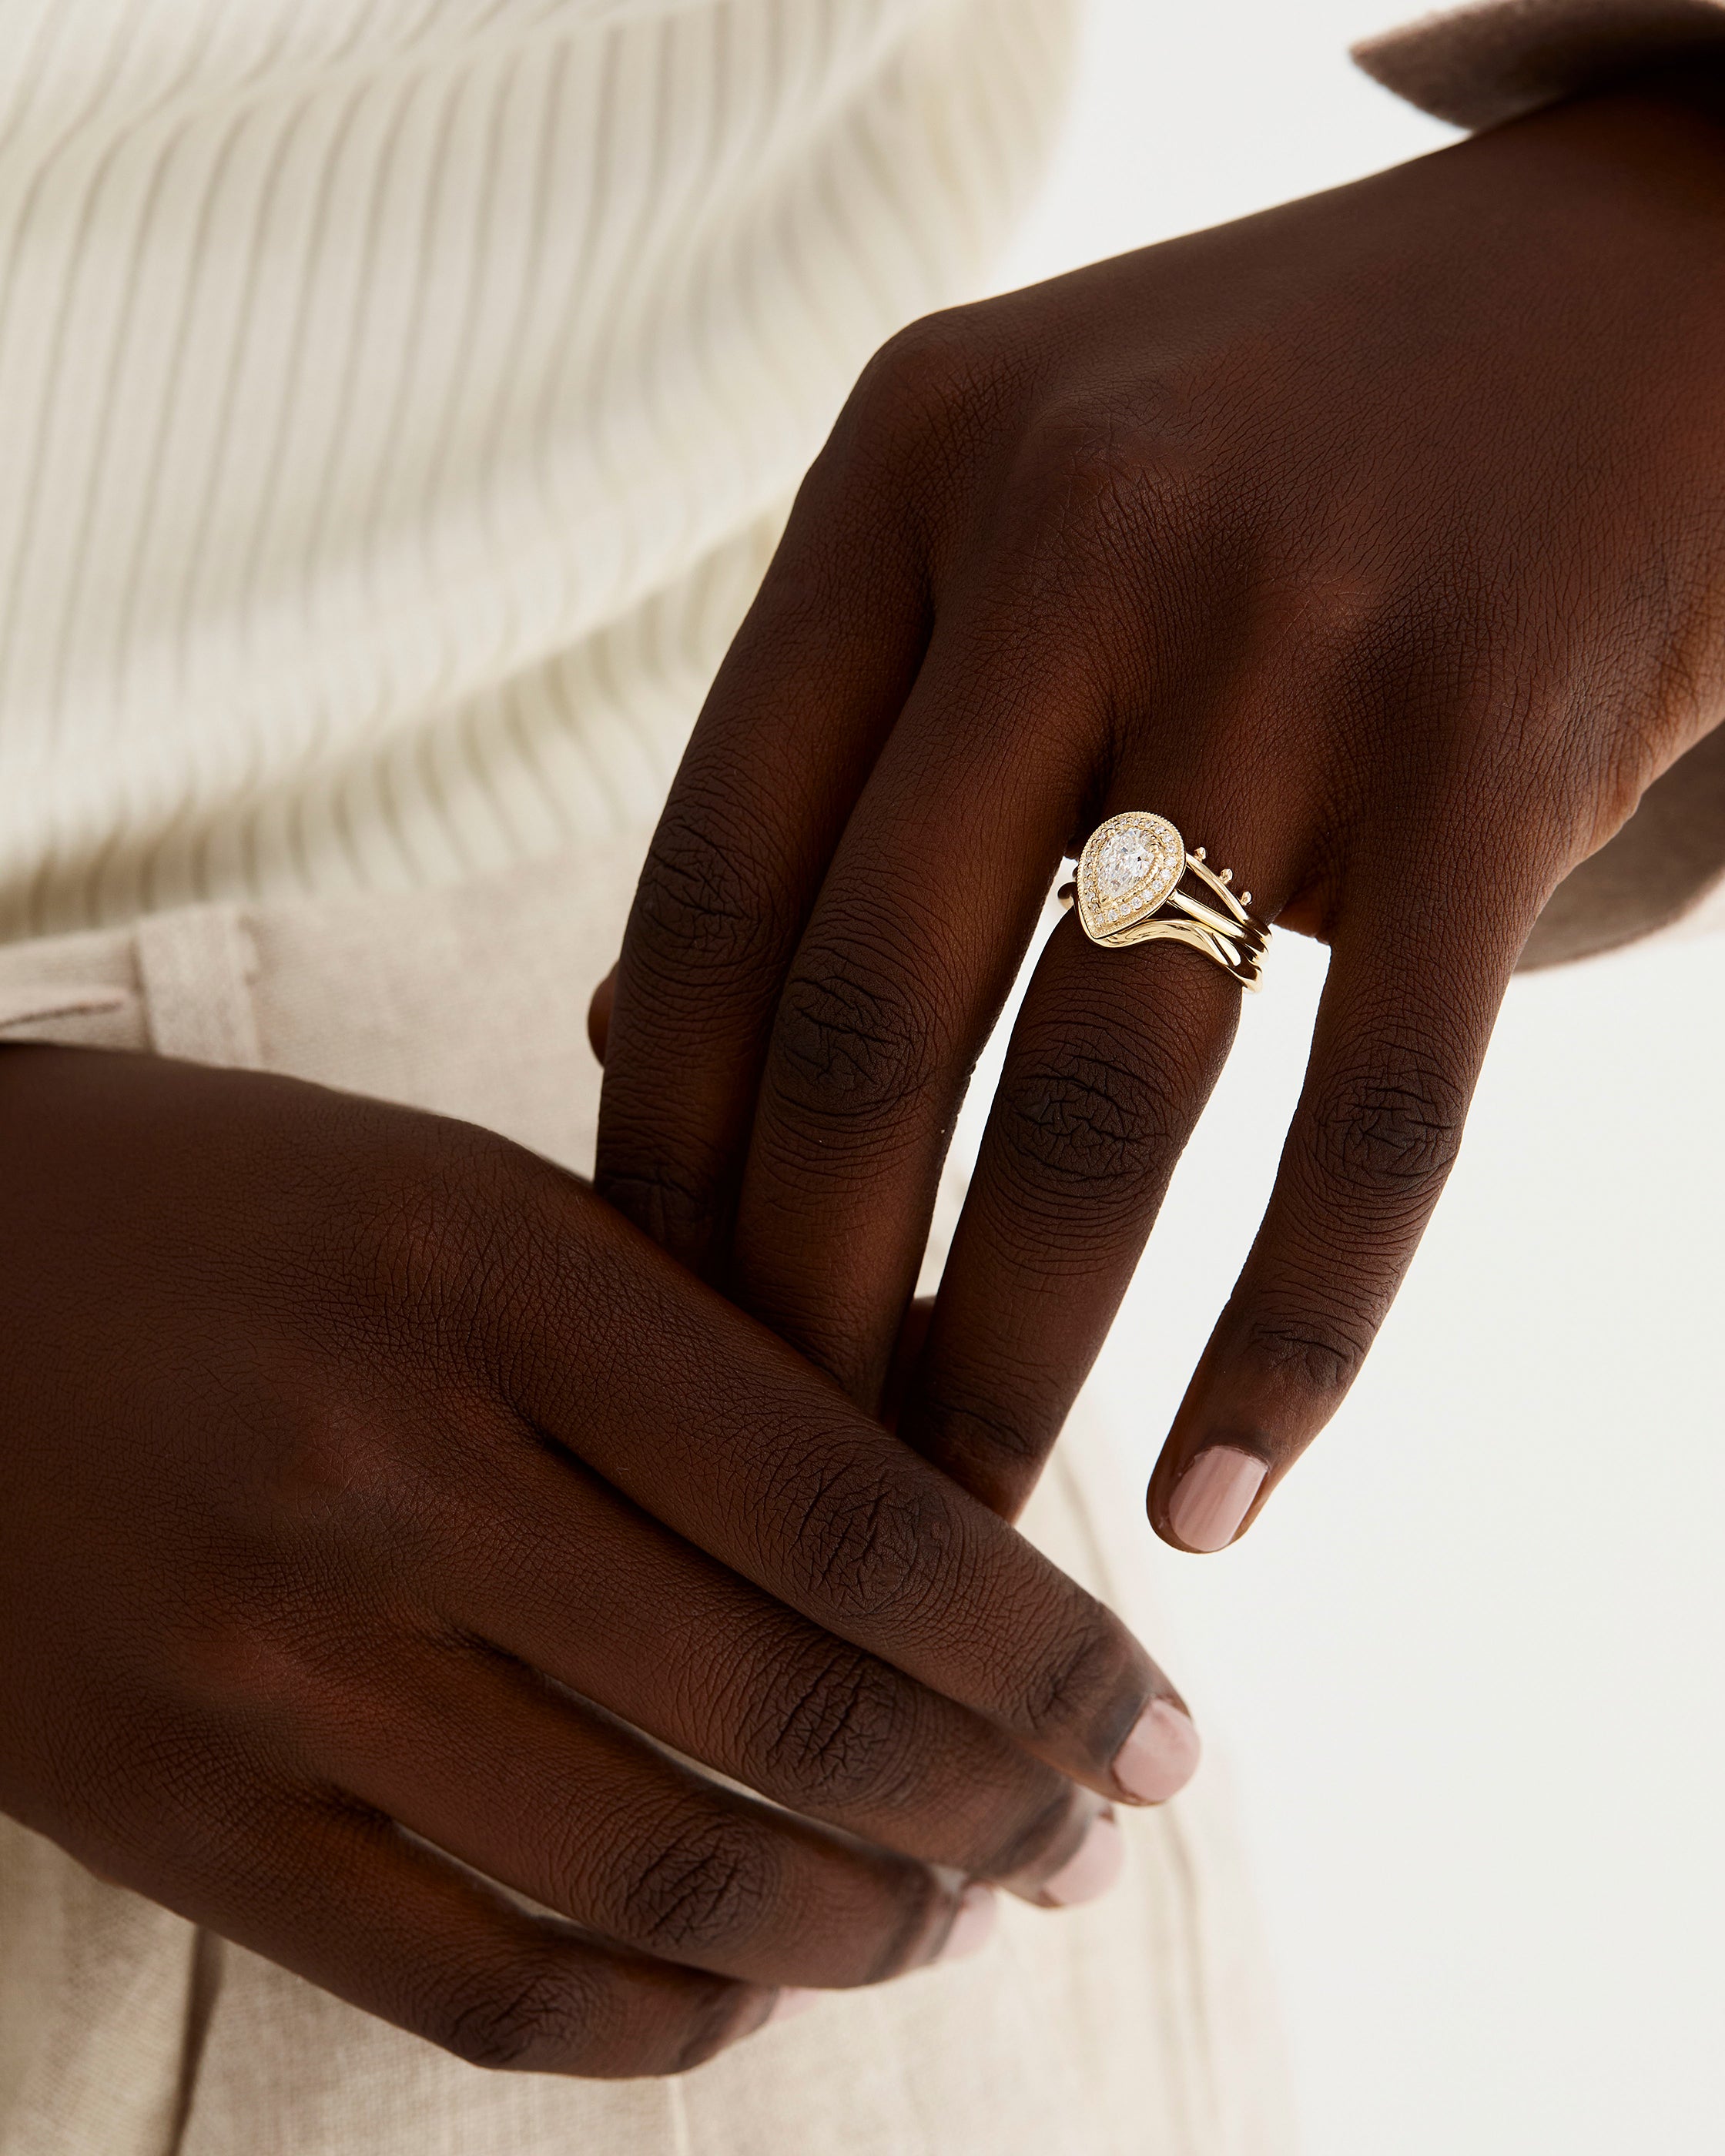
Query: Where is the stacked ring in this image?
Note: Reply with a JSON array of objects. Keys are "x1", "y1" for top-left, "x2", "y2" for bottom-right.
[{"x1": 1057, "y1": 812, "x2": 1269, "y2": 989}]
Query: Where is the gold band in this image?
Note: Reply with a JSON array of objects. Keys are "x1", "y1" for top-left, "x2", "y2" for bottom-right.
[{"x1": 1058, "y1": 812, "x2": 1268, "y2": 990}]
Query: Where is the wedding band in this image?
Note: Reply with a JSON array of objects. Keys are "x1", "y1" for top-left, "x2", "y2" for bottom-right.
[{"x1": 1057, "y1": 812, "x2": 1268, "y2": 989}]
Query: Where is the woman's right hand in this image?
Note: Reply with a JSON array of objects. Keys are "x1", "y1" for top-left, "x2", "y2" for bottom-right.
[{"x1": 0, "y1": 1045, "x2": 1197, "y2": 2078}]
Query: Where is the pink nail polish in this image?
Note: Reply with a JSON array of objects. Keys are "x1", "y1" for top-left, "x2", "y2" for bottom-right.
[
  {"x1": 1111, "y1": 1696, "x2": 1201, "y2": 1803},
  {"x1": 936, "y1": 1880, "x2": 998, "y2": 1962},
  {"x1": 766, "y1": 1986, "x2": 820, "y2": 2024},
  {"x1": 1038, "y1": 1810, "x2": 1124, "y2": 1907},
  {"x1": 1167, "y1": 1445, "x2": 1267, "y2": 1552}
]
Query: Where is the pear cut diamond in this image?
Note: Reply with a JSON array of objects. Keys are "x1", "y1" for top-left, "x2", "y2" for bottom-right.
[
  {"x1": 1096, "y1": 830, "x2": 1153, "y2": 897},
  {"x1": 1074, "y1": 812, "x2": 1185, "y2": 942}
]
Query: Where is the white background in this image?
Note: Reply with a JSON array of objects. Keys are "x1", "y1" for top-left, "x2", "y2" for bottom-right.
[{"x1": 989, "y1": 8, "x2": 1725, "y2": 2152}]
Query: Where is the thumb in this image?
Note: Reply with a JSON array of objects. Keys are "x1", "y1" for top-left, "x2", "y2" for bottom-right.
[{"x1": 588, "y1": 963, "x2": 619, "y2": 1066}]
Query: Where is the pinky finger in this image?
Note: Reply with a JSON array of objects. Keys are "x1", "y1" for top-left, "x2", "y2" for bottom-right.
[
  {"x1": 1148, "y1": 889, "x2": 1520, "y2": 1552},
  {"x1": 173, "y1": 1789, "x2": 779, "y2": 2078}
]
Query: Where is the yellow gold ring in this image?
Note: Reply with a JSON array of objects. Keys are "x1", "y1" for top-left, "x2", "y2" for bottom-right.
[{"x1": 1058, "y1": 812, "x2": 1268, "y2": 990}]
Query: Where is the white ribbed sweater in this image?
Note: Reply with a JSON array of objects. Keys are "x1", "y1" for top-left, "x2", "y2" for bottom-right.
[
  {"x1": 0, "y1": 0, "x2": 1713, "y2": 946},
  {"x1": 0, "y1": 0, "x2": 1075, "y2": 943}
]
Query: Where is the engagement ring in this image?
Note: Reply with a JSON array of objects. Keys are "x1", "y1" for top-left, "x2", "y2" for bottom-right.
[{"x1": 1059, "y1": 812, "x2": 1268, "y2": 989}]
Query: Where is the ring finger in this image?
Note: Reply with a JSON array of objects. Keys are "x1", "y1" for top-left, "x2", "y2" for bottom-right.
[{"x1": 893, "y1": 862, "x2": 1253, "y2": 1520}]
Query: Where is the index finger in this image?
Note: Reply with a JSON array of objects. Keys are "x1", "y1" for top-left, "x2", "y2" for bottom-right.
[{"x1": 595, "y1": 407, "x2": 933, "y2": 1277}]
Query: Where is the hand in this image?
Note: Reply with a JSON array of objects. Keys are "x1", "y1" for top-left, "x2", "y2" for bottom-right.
[
  {"x1": 594, "y1": 75, "x2": 1725, "y2": 1547},
  {"x1": 0, "y1": 1046, "x2": 1195, "y2": 2078}
]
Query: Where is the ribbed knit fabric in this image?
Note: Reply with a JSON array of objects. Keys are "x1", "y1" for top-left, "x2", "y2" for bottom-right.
[
  {"x1": 0, "y1": 0, "x2": 1077, "y2": 945},
  {"x1": 7, "y1": 0, "x2": 1720, "y2": 950}
]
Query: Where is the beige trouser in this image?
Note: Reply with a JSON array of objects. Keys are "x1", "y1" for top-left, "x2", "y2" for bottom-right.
[{"x1": 0, "y1": 842, "x2": 1291, "y2": 2156}]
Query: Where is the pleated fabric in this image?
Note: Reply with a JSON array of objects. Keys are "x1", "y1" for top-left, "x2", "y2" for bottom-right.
[{"x1": 0, "y1": 0, "x2": 1074, "y2": 943}]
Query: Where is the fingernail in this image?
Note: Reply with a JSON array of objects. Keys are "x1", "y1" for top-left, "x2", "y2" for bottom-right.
[
  {"x1": 1167, "y1": 1445, "x2": 1267, "y2": 1552},
  {"x1": 1037, "y1": 1810, "x2": 1124, "y2": 1907},
  {"x1": 766, "y1": 1986, "x2": 820, "y2": 2024},
  {"x1": 936, "y1": 1881, "x2": 998, "y2": 1962},
  {"x1": 1111, "y1": 1696, "x2": 1201, "y2": 1803}
]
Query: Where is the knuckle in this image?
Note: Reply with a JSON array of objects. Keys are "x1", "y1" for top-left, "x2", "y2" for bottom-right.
[
  {"x1": 990, "y1": 1031, "x2": 1182, "y2": 1227},
  {"x1": 981, "y1": 403, "x2": 1223, "y2": 681},
  {"x1": 1308, "y1": 1053, "x2": 1468, "y2": 1220},
  {"x1": 591, "y1": 1153, "x2": 718, "y2": 1257},
  {"x1": 1007, "y1": 403, "x2": 1192, "y2": 558},
  {"x1": 631, "y1": 800, "x2": 780, "y2": 986},
  {"x1": 916, "y1": 1383, "x2": 1049, "y2": 1473},
  {"x1": 669, "y1": 1986, "x2": 765, "y2": 2075},
  {"x1": 751, "y1": 1641, "x2": 917, "y2": 1814},
  {"x1": 768, "y1": 939, "x2": 939, "y2": 1138},
  {"x1": 904, "y1": 1384, "x2": 1056, "y2": 1521},
  {"x1": 74, "y1": 1720, "x2": 269, "y2": 1890},
  {"x1": 1015, "y1": 1601, "x2": 1133, "y2": 1749},
  {"x1": 612, "y1": 1810, "x2": 780, "y2": 1958},
  {"x1": 844, "y1": 306, "x2": 1007, "y2": 462},
  {"x1": 429, "y1": 1952, "x2": 602, "y2": 2073},
  {"x1": 160, "y1": 1592, "x2": 337, "y2": 1733},
  {"x1": 1238, "y1": 1307, "x2": 1374, "y2": 1398},
  {"x1": 213, "y1": 1388, "x2": 452, "y2": 1614},
  {"x1": 946, "y1": 1772, "x2": 1093, "y2": 1887},
  {"x1": 784, "y1": 1447, "x2": 954, "y2": 1626},
  {"x1": 260, "y1": 1388, "x2": 419, "y2": 1519},
  {"x1": 343, "y1": 1126, "x2": 524, "y2": 1341}
]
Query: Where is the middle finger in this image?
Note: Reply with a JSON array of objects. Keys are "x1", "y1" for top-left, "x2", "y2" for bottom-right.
[
  {"x1": 896, "y1": 896, "x2": 1245, "y2": 1519},
  {"x1": 727, "y1": 604, "x2": 1107, "y2": 1413}
]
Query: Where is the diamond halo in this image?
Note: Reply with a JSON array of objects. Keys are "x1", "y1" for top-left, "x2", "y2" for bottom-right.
[{"x1": 1074, "y1": 812, "x2": 1186, "y2": 941}]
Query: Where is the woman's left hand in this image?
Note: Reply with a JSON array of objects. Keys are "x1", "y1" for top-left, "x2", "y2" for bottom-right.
[{"x1": 595, "y1": 71, "x2": 1725, "y2": 1550}]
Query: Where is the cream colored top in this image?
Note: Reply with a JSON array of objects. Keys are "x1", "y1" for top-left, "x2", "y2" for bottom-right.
[
  {"x1": 1, "y1": 0, "x2": 1721, "y2": 952},
  {"x1": 0, "y1": 0, "x2": 1074, "y2": 944}
]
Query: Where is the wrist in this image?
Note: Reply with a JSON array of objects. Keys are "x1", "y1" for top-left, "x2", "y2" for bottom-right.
[
  {"x1": 1558, "y1": 55, "x2": 1725, "y2": 153},
  {"x1": 1465, "y1": 55, "x2": 1725, "y2": 264}
]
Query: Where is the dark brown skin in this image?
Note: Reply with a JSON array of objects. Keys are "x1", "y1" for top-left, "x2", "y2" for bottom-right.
[
  {"x1": 10, "y1": 60, "x2": 1725, "y2": 2095},
  {"x1": 595, "y1": 72, "x2": 1725, "y2": 1544},
  {"x1": 0, "y1": 1046, "x2": 1184, "y2": 2076}
]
